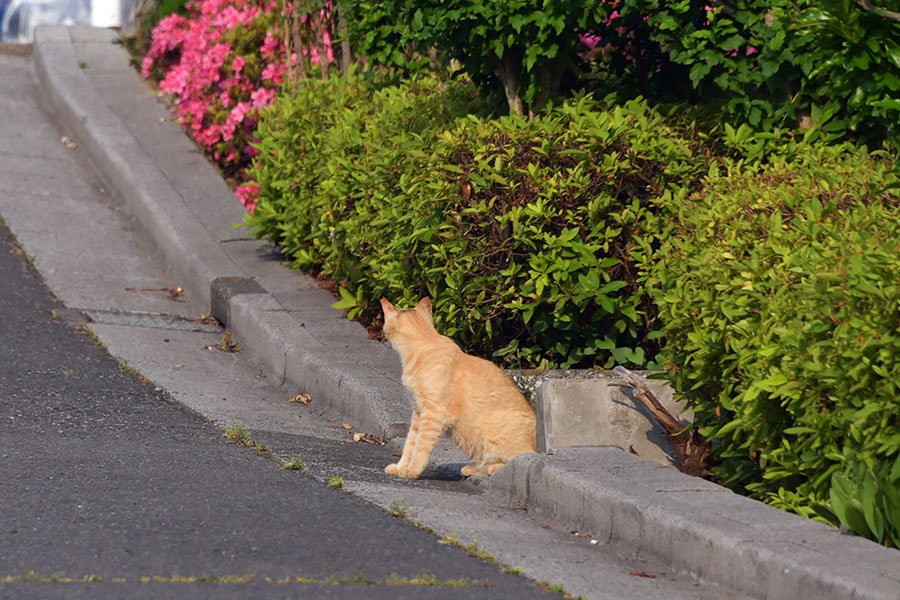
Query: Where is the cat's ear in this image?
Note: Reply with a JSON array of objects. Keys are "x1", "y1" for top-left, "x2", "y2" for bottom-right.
[
  {"x1": 415, "y1": 297, "x2": 432, "y2": 316},
  {"x1": 380, "y1": 298, "x2": 399, "y2": 321}
]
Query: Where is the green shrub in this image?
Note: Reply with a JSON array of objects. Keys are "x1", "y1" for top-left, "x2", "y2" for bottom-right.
[
  {"x1": 245, "y1": 74, "x2": 717, "y2": 368},
  {"x1": 826, "y1": 455, "x2": 900, "y2": 548},
  {"x1": 794, "y1": 0, "x2": 900, "y2": 146},
  {"x1": 589, "y1": 0, "x2": 900, "y2": 147},
  {"x1": 647, "y1": 140, "x2": 900, "y2": 543},
  {"x1": 343, "y1": 0, "x2": 606, "y2": 117}
]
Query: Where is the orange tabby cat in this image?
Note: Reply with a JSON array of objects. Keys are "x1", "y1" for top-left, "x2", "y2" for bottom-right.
[{"x1": 380, "y1": 297, "x2": 536, "y2": 479}]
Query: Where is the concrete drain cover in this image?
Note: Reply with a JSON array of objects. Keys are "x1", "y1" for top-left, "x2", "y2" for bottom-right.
[{"x1": 81, "y1": 310, "x2": 223, "y2": 333}]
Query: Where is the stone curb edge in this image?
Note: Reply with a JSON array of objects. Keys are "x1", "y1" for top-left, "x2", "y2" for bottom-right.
[
  {"x1": 488, "y1": 448, "x2": 899, "y2": 600},
  {"x1": 30, "y1": 25, "x2": 900, "y2": 600}
]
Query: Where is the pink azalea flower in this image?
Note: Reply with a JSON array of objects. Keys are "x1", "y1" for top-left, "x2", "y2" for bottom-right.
[
  {"x1": 260, "y1": 31, "x2": 279, "y2": 57},
  {"x1": 580, "y1": 33, "x2": 601, "y2": 50},
  {"x1": 250, "y1": 87, "x2": 275, "y2": 108},
  {"x1": 141, "y1": 0, "x2": 335, "y2": 200},
  {"x1": 235, "y1": 180, "x2": 261, "y2": 211},
  {"x1": 141, "y1": 54, "x2": 154, "y2": 78},
  {"x1": 261, "y1": 62, "x2": 282, "y2": 81}
]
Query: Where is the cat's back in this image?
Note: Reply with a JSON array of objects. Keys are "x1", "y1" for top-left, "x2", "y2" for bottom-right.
[
  {"x1": 448, "y1": 352, "x2": 536, "y2": 456},
  {"x1": 453, "y1": 352, "x2": 533, "y2": 413}
]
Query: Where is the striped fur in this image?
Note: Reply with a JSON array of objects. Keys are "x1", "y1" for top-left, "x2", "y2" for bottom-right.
[{"x1": 381, "y1": 297, "x2": 536, "y2": 479}]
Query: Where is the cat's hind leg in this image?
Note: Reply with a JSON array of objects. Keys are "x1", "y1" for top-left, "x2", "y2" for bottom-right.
[{"x1": 386, "y1": 410, "x2": 419, "y2": 476}]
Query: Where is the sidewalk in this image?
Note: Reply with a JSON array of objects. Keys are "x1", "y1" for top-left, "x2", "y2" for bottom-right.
[{"x1": 31, "y1": 25, "x2": 900, "y2": 600}]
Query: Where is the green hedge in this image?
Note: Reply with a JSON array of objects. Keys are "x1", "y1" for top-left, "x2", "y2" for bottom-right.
[
  {"x1": 647, "y1": 143, "x2": 900, "y2": 545},
  {"x1": 245, "y1": 72, "x2": 715, "y2": 368}
]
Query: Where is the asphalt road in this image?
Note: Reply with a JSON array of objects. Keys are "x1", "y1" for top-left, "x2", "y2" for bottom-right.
[{"x1": 0, "y1": 220, "x2": 558, "y2": 597}]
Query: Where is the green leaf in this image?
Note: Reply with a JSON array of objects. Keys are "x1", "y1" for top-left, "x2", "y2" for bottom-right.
[
  {"x1": 783, "y1": 426, "x2": 816, "y2": 435},
  {"x1": 862, "y1": 469, "x2": 884, "y2": 542},
  {"x1": 332, "y1": 286, "x2": 359, "y2": 310}
]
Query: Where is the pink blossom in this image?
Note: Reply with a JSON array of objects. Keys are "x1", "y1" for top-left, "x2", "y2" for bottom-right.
[
  {"x1": 159, "y1": 65, "x2": 189, "y2": 94},
  {"x1": 746, "y1": 46, "x2": 758, "y2": 56},
  {"x1": 260, "y1": 31, "x2": 279, "y2": 57},
  {"x1": 579, "y1": 33, "x2": 601, "y2": 50},
  {"x1": 235, "y1": 180, "x2": 261, "y2": 211},
  {"x1": 250, "y1": 87, "x2": 275, "y2": 109},
  {"x1": 141, "y1": 0, "x2": 337, "y2": 207},
  {"x1": 261, "y1": 62, "x2": 283, "y2": 82},
  {"x1": 141, "y1": 54, "x2": 154, "y2": 78},
  {"x1": 217, "y1": 5, "x2": 242, "y2": 28},
  {"x1": 222, "y1": 101, "x2": 252, "y2": 141}
]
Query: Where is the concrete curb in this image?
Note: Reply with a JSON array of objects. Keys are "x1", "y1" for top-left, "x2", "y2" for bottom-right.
[
  {"x1": 488, "y1": 448, "x2": 900, "y2": 600},
  {"x1": 31, "y1": 25, "x2": 900, "y2": 600},
  {"x1": 32, "y1": 26, "x2": 236, "y2": 311}
]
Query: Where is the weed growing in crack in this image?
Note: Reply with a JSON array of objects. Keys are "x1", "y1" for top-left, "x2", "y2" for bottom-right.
[
  {"x1": 387, "y1": 500, "x2": 408, "y2": 519},
  {"x1": 118, "y1": 361, "x2": 149, "y2": 384},
  {"x1": 226, "y1": 423, "x2": 252, "y2": 445},
  {"x1": 282, "y1": 455, "x2": 305, "y2": 471}
]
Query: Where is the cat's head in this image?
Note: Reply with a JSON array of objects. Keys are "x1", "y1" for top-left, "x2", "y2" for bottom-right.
[{"x1": 380, "y1": 297, "x2": 433, "y2": 342}]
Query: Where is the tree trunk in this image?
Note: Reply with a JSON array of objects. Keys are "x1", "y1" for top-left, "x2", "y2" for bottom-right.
[
  {"x1": 529, "y1": 59, "x2": 561, "y2": 118},
  {"x1": 282, "y1": 0, "x2": 294, "y2": 84},
  {"x1": 336, "y1": 4, "x2": 353, "y2": 75},
  {"x1": 493, "y1": 55, "x2": 525, "y2": 117}
]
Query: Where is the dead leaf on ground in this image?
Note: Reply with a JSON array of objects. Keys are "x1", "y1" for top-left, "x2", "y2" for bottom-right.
[
  {"x1": 205, "y1": 331, "x2": 240, "y2": 353},
  {"x1": 288, "y1": 392, "x2": 311, "y2": 405},
  {"x1": 190, "y1": 313, "x2": 220, "y2": 326},
  {"x1": 629, "y1": 571, "x2": 656, "y2": 579},
  {"x1": 61, "y1": 135, "x2": 77, "y2": 149},
  {"x1": 124, "y1": 286, "x2": 185, "y2": 302},
  {"x1": 353, "y1": 432, "x2": 385, "y2": 445}
]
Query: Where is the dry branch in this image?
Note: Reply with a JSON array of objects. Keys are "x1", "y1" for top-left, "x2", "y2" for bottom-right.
[{"x1": 612, "y1": 366, "x2": 714, "y2": 477}]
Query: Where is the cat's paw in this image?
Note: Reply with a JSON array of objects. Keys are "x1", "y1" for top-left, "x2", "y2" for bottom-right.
[
  {"x1": 384, "y1": 463, "x2": 400, "y2": 475},
  {"x1": 460, "y1": 465, "x2": 476, "y2": 477},
  {"x1": 486, "y1": 462, "x2": 506, "y2": 475},
  {"x1": 397, "y1": 467, "x2": 421, "y2": 479}
]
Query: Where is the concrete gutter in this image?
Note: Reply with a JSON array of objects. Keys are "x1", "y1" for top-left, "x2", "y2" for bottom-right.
[{"x1": 31, "y1": 25, "x2": 900, "y2": 600}]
